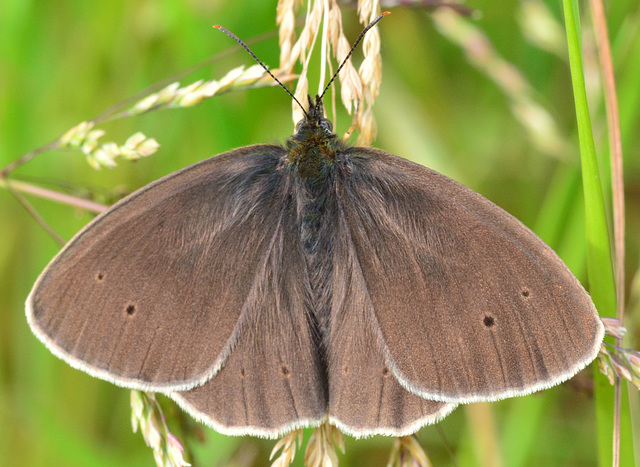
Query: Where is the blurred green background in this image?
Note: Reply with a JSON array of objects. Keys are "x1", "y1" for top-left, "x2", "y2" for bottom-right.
[{"x1": 1, "y1": 0, "x2": 639, "y2": 466}]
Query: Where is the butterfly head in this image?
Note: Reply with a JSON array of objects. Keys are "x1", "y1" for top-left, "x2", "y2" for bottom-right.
[
  {"x1": 286, "y1": 95, "x2": 344, "y2": 176},
  {"x1": 292, "y1": 95, "x2": 335, "y2": 142}
]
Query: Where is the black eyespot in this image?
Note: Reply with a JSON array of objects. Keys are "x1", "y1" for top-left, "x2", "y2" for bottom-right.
[
  {"x1": 96, "y1": 272, "x2": 104, "y2": 281},
  {"x1": 342, "y1": 365, "x2": 349, "y2": 375},
  {"x1": 125, "y1": 304, "x2": 136, "y2": 316},
  {"x1": 280, "y1": 365, "x2": 291, "y2": 378},
  {"x1": 382, "y1": 367, "x2": 390, "y2": 377},
  {"x1": 240, "y1": 368, "x2": 245, "y2": 378},
  {"x1": 521, "y1": 288, "x2": 530, "y2": 297},
  {"x1": 483, "y1": 315, "x2": 495, "y2": 327}
]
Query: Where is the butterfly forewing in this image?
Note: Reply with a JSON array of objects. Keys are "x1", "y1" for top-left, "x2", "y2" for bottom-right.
[
  {"x1": 335, "y1": 148, "x2": 604, "y2": 403},
  {"x1": 27, "y1": 145, "x2": 306, "y2": 392}
]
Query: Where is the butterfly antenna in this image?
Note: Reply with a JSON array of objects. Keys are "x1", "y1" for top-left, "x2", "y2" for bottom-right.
[
  {"x1": 213, "y1": 25, "x2": 308, "y2": 117},
  {"x1": 319, "y1": 12, "x2": 389, "y2": 101}
]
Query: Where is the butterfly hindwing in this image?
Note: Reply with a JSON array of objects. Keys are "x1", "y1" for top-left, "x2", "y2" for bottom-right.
[
  {"x1": 325, "y1": 162, "x2": 455, "y2": 436},
  {"x1": 328, "y1": 214, "x2": 455, "y2": 436}
]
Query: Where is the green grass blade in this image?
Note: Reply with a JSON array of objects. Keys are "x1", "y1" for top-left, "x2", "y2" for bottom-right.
[{"x1": 562, "y1": 1, "x2": 635, "y2": 466}]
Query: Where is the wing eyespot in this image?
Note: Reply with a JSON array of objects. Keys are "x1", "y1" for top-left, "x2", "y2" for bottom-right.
[
  {"x1": 125, "y1": 304, "x2": 137, "y2": 316},
  {"x1": 521, "y1": 288, "x2": 531, "y2": 298},
  {"x1": 279, "y1": 365, "x2": 291, "y2": 378},
  {"x1": 381, "y1": 367, "x2": 390, "y2": 378},
  {"x1": 483, "y1": 314, "x2": 495, "y2": 328},
  {"x1": 95, "y1": 272, "x2": 105, "y2": 282}
]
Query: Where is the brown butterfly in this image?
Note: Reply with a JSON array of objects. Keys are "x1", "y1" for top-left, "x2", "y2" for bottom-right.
[{"x1": 26, "y1": 15, "x2": 603, "y2": 439}]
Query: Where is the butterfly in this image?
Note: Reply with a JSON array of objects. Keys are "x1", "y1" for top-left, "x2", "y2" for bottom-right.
[{"x1": 26, "y1": 91, "x2": 603, "y2": 438}]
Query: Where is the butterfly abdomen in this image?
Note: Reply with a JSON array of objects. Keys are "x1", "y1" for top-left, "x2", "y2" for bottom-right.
[{"x1": 289, "y1": 156, "x2": 337, "y2": 358}]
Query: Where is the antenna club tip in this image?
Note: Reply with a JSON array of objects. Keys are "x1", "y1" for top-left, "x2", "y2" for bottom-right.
[
  {"x1": 381, "y1": 11, "x2": 391, "y2": 16},
  {"x1": 212, "y1": 25, "x2": 221, "y2": 29}
]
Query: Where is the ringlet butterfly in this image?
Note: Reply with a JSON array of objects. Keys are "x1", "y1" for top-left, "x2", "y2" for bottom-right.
[{"x1": 26, "y1": 13, "x2": 603, "y2": 440}]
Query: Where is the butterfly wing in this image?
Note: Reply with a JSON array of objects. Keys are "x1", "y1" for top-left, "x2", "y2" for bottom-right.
[
  {"x1": 334, "y1": 148, "x2": 603, "y2": 404},
  {"x1": 171, "y1": 185, "x2": 328, "y2": 436},
  {"x1": 324, "y1": 166, "x2": 455, "y2": 437},
  {"x1": 328, "y1": 208, "x2": 456, "y2": 436},
  {"x1": 170, "y1": 229, "x2": 328, "y2": 436},
  {"x1": 26, "y1": 145, "x2": 323, "y2": 414}
]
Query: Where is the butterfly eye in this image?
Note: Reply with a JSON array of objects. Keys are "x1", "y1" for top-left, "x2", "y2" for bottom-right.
[{"x1": 319, "y1": 119, "x2": 333, "y2": 134}]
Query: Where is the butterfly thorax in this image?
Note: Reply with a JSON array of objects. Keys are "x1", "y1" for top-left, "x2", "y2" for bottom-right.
[
  {"x1": 286, "y1": 96, "x2": 346, "y2": 183},
  {"x1": 285, "y1": 96, "x2": 344, "y2": 254}
]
